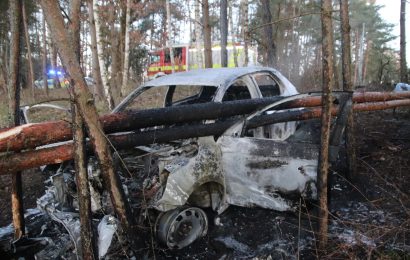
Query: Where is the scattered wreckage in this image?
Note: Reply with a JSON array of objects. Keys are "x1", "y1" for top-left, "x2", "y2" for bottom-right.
[{"x1": 1, "y1": 67, "x2": 410, "y2": 258}]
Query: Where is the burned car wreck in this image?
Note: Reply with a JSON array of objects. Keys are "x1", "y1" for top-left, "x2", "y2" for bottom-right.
[{"x1": 0, "y1": 67, "x2": 352, "y2": 258}]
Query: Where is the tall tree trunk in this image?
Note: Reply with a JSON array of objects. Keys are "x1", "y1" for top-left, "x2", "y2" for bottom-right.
[
  {"x1": 220, "y1": 0, "x2": 228, "y2": 67},
  {"x1": 39, "y1": 0, "x2": 139, "y2": 247},
  {"x1": 88, "y1": 1, "x2": 105, "y2": 100},
  {"x1": 203, "y1": 0, "x2": 212, "y2": 68},
  {"x1": 353, "y1": 29, "x2": 359, "y2": 85},
  {"x1": 400, "y1": 0, "x2": 408, "y2": 82},
  {"x1": 362, "y1": 39, "x2": 371, "y2": 83},
  {"x1": 69, "y1": 3, "x2": 98, "y2": 257},
  {"x1": 339, "y1": 0, "x2": 356, "y2": 179},
  {"x1": 261, "y1": 0, "x2": 275, "y2": 67},
  {"x1": 8, "y1": 0, "x2": 25, "y2": 240},
  {"x1": 121, "y1": 0, "x2": 131, "y2": 96},
  {"x1": 73, "y1": 106, "x2": 98, "y2": 260},
  {"x1": 93, "y1": 0, "x2": 114, "y2": 110},
  {"x1": 241, "y1": 0, "x2": 249, "y2": 66},
  {"x1": 51, "y1": 44, "x2": 61, "y2": 89},
  {"x1": 229, "y1": 1, "x2": 238, "y2": 67},
  {"x1": 109, "y1": 3, "x2": 121, "y2": 98},
  {"x1": 70, "y1": 0, "x2": 81, "y2": 62},
  {"x1": 318, "y1": 0, "x2": 335, "y2": 251},
  {"x1": 356, "y1": 23, "x2": 365, "y2": 85},
  {"x1": 42, "y1": 13, "x2": 48, "y2": 95},
  {"x1": 194, "y1": 0, "x2": 203, "y2": 69},
  {"x1": 166, "y1": 0, "x2": 175, "y2": 73},
  {"x1": 22, "y1": 0, "x2": 35, "y2": 99}
]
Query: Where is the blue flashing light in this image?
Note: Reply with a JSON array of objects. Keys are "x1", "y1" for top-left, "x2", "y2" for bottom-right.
[
  {"x1": 48, "y1": 69, "x2": 56, "y2": 75},
  {"x1": 57, "y1": 71, "x2": 62, "y2": 75}
]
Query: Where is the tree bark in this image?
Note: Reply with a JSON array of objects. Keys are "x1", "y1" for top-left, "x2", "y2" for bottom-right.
[
  {"x1": 203, "y1": 0, "x2": 213, "y2": 68},
  {"x1": 93, "y1": 0, "x2": 114, "y2": 110},
  {"x1": 51, "y1": 43, "x2": 62, "y2": 89},
  {"x1": 2, "y1": 98, "x2": 410, "y2": 174},
  {"x1": 400, "y1": 0, "x2": 408, "y2": 82},
  {"x1": 194, "y1": 0, "x2": 203, "y2": 69},
  {"x1": 42, "y1": 13, "x2": 48, "y2": 95},
  {"x1": 318, "y1": 0, "x2": 335, "y2": 251},
  {"x1": 261, "y1": 0, "x2": 275, "y2": 67},
  {"x1": 73, "y1": 106, "x2": 98, "y2": 260},
  {"x1": 339, "y1": 0, "x2": 356, "y2": 179},
  {"x1": 241, "y1": 0, "x2": 249, "y2": 66},
  {"x1": 69, "y1": 0, "x2": 81, "y2": 62},
  {"x1": 121, "y1": 0, "x2": 131, "y2": 96},
  {"x1": 228, "y1": 1, "x2": 238, "y2": 67},
  {"x1": 39, "y1": 0, "x2": 138, "y2": 247},
  {"x1": 3, "y1": 91, "x2": 410, "y2": 154},
  {"x1": 88, "y1": 0, "x2": 105, "y2": 100},
  {"x1": 220, "y1": 0, "x2": 228, "y2": 67},
  {"x1": 68, "y1": 4, "x2": 97, "y2": 258},
  {"x1": 22, "y1": 0, "x2": 35, "y2": 99},
  {"x1": 7, "y1": 0, "x2": 25, "y2": 240}
]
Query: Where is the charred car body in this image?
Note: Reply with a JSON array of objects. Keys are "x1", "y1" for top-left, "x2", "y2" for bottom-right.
[{"x1": 3, "y1": 67, "x2": 351, "y2": 257}]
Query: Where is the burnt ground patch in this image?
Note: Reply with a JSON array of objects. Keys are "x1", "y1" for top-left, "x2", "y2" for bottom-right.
[{"x1": 0, "y1": 110, "x2": 409, "y2": 259}]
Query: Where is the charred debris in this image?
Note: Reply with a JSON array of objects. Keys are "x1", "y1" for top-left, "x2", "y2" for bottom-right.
[{"x1": 0, "y1": 91, "x2": 410, "y2": 258}]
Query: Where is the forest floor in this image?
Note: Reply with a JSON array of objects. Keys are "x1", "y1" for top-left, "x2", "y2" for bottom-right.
[{"x1": 0, "y1": 90, "x2": 409, "y2": 258}]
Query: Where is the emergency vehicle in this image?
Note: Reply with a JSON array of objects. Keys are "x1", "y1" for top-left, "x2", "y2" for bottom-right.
[{"x1": 146, "y1": 44, "x2": 257, "y2": 78}]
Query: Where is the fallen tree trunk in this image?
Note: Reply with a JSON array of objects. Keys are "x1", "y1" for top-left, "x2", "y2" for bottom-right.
[
  {"x1": 1, "y1": 91, "x2": 410, "y2": 154},
  {"x1": 1, "y1": 99, "x2": 410, "y2": 174}
]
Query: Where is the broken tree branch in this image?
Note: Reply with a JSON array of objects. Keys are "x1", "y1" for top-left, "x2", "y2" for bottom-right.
[
  {"x1": 2, "y1": 91, "x2": 410, "y2": 154},
  {"x1": 1, "y1": 99, "x2": 409, "y2": 174}
]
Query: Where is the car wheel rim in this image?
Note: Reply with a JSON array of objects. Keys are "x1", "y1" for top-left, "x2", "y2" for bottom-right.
[{"x1": 156, "y1": 207, "x2": 208, "y2": 249}]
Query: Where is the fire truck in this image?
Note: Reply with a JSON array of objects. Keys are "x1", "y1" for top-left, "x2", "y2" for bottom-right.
[{"x1": 146, "y1": 44, "x2": 257, "y2": 78}]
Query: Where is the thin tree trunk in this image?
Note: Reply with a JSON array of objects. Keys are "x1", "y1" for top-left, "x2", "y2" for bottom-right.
[
  {"x1": 363, "y1": 39, "x2": 371, "y2": 83},
  {"x1": 42, "y1": 13, "x2": 48, "y2": 95},
  {"x1": 70, "y1": 0, "x2": 81, "y2": 62},
  {"x1": 229, "y1": 1, "x2": 238, "y2": 67},
  {"x1": 220, "y1": 0, "x2": 228, "y2": 67},
  {"x1": 203, "y1": 0, "x2": 212, "y2": 68},
  {"x1": 94, "y1": 0, "x2": 114, "y2": 110},
  {"x1": 109, "y1": 3, "x2": 121, "y2": 96},
  {"x1": 51, "y1": 44, "x2": 61, "y2": 89},
  {"x1": 400, "y1": 0, "x2": 408, "y2": 82},
  {"x1": 194, "y1": 0, "x2": 203, "y2": 69},
  {"x1": 339, "y1": 0, "x2": 356, "y2": 179},
  {"x1": 22, "y1": 0, "x2": 35, "y2": 99},
  {"x1": 261, "y1": 0, "x2": 275, "y2": 67},
  {"x1": 121, "y1": 0, "x2": 131, "y2": 96},
  {"x1": 318, "y1": 0, "x2": 335, "y2": 251},
  {"x1": 73, "y1": 106, "x2": 98, "y2": 260},
  {"x1": 8, "y1": 0, "x2": 25, "y2": 240},
  {"x1": 39, "y1": 0, "x2": 139, "y2": 247},
  {"x1": 241, "y1": 0, "x2": 249, "y2": 66},
  {"x1": 166, "y1": 0, "x2": 175, "y2": 73},
  {"x1": 353, "y1": 29, "x2": 359, "y2": 85},
  {"x1": 69, "y1": 5, "x2": 98, "y2": 257},
  {"x1": 88, "y1": 1, "x2": 105, "y2": 100}
]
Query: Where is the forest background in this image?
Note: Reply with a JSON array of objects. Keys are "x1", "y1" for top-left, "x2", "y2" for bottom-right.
[{"x1": 0, "y1": 0, "x2": 408, "y2": 127}]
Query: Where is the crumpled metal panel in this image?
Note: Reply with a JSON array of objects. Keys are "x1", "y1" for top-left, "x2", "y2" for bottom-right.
[
  {"x1": 154, "y1": 136, "x2": 225, "y2": 212},
  {"x1": 218, "y1": 136, "x2": 318, "y2": 212}
]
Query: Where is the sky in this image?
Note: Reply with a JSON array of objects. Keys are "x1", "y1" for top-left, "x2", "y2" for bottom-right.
[{"x1": 376, "y1": 0, "x2": 410, "y2": 62}]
